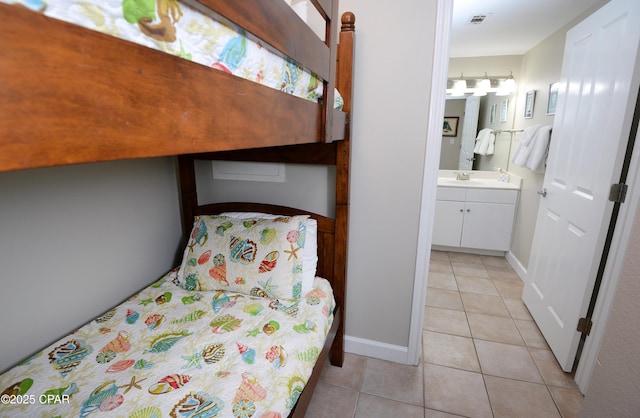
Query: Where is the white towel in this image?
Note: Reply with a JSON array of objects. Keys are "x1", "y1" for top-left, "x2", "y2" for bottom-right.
[
  {"x1": 525, "y1": 125, "x2": 553, "y2": 172},
  {"x1": 486, "y1": 131, "x2": 495, "y2": 155},
  {"x1": 473, "y1": 129, "x2": 496, "y2": 155},
  {"x1": 511, "y1": 125, "x2": 541, "y2": 167}
]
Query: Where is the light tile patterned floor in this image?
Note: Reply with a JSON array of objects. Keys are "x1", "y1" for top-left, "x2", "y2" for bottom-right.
[{"x1": 306, "y1": 250, "x2": 584, "y2": 417}]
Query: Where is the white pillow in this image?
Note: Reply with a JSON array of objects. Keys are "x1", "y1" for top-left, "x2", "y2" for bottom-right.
[{"x1": 221, "y1": 212, "x2": 318, "y2": 293}]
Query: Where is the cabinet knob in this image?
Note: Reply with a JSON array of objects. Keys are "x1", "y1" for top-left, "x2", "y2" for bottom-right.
[
  {"x1": 459, "y1": 209, "x2": 463, "y2": 212},
  {"x1": 466, "y1": 209, "x2": 470, "y2": 212}
]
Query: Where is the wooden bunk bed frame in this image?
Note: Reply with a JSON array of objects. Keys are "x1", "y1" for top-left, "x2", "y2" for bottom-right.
[
  {"x1": 0, "y1": 1, "x2": 352, "y2": 172},
  {"x1": 0, "y1": 2, "x2": 355, "y2": 416},
  {"x1": 176, "y1": 12, "x2": 355, "y2": 416}
]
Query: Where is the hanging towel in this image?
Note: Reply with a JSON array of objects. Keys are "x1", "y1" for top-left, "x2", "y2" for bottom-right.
[
  {"x1": 486, "y1": 131, "x2": 495, "y2": 155},
  {"x1": 473, "y1": 129, "x2": 496, "y2": 155},
  {"x1": 525, "y1": 125, "x2": 553, "y2": 172},
  {"x1": 511, "y1": 125, "x2": 541, "y2": 167}
]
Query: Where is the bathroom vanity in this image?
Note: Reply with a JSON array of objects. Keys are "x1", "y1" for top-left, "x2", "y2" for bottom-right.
[{"x1": 433, "y1": 170, "x2": 522, "y2": 254}]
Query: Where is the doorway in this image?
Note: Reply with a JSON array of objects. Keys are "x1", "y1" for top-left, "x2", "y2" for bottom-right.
[
  {"x1": 521, "y1": 0, "x2": 640, "y2": 374},
  {"x1": 411, "y1": 0, "x2": 640, "y2": 394}
]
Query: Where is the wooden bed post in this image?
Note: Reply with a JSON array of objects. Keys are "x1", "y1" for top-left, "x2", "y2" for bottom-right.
[
  {"x1": 337, "y1": 12, "x2": 355, "y2": 115},
  {"x1": 177, "y1": 155, "x2": 198, "y2": 244},
  {"x1": 322, "y1": 0, "x2": 340, "y2": 143},
  {"x1": 330, "y1": 11, "x2": 355, "y2": 367}
]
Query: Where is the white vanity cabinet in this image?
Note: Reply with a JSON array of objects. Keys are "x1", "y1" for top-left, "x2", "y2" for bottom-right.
[{"x1": 433, "y1": 186, "x2": 518, "y2": 251}]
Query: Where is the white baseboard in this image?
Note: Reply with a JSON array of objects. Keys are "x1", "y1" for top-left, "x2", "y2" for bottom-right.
[
  {"x1": 505, "y1": 250, "x2": 527, "y2": 282},
  {"x1": 432, "y1": 245, "x2": 505, "y2": 257},
  {"x1": 344, "y1": 335, "x2": 410, "y2": 364}
]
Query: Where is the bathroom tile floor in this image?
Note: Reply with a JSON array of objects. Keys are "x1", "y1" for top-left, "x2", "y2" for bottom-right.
[{"x1": 305, "y1": 250, "x2": 584, "y2": 417}]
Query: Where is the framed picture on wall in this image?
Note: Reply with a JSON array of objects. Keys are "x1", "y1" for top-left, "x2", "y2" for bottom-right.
[
  {"x1": 443, "y1": 116, "x2": 459, "y2": 137},
  {"x1": 489, "y1": 104, "x2": 497, "y2": 123},
  {"x1": 500, "y1": 99, "x2": 508, "y2": 123},
  {"x1": 524, "y1": 90, "x2": 536, "y2": 118},
  {"x1": 547, "y1": 82, "x2": 559, "y2": 115}
]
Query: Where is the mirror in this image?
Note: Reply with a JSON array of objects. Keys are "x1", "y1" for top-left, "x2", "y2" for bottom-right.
[
  {"x1": 439, "y1": 91, "x2": 517, "y2": 171},
  {"x1": 440, "y1": 57, "x2": 521, "y2": 172}
]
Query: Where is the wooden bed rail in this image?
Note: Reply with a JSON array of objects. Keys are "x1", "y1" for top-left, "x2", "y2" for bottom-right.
[
  {"x1": 197, "y1": 0, "x2": 340, "y2": 142},
  {"x1": 0, "y1": 3, "x2": 351, "y2": 172},
  {"x1": 200, "y1": 0, "x2": 332, "y2": 82}
]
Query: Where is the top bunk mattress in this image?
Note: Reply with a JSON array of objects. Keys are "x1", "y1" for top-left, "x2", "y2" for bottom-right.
[
  {"x1": 0, "y1": 268, "x2": 335, "y2": 417},
  {"x1": 3, "y1": 0, "x2": 343, "y2": 109}
]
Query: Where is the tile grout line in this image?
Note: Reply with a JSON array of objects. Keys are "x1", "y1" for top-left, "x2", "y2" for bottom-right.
[
  {"x1": 458, "y1": 257, "x2": 498, "y2": 418},
  {"x1": 425, "y1": 251, "x2": 583, "y2": 417},
  {"x1": 468, "y1": 251, "x2": 570, "y2": 417}
]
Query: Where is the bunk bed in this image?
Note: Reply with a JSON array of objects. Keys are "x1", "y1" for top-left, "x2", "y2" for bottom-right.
[
  {"x1": 0, "y1": 0, "x2": 352, "y2": 172},
  {"x1": 0, "y1": 1, "x2": 355, "y2": 416}
]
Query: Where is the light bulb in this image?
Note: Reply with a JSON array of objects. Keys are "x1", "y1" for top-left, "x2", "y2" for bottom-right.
[
  {"x1": 504, "y1": 71, "x2": 516, "y2": 92},
  {"x1": 478, "y1": 73, "x2": 491, "y2": 91}
]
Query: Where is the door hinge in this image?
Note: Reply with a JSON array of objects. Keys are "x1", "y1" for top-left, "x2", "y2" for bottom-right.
[
  {"x1": 609, "y1": 183, "x2": 628, "y2": 203},
  {"x1": 577, "y1": 317, "x2": 593, "y2": 336}
]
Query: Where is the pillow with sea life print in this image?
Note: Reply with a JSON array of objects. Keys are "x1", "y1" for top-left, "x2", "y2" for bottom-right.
[
  {"x1": 220, "y1": 211, "x2": 318, "y2": 295},
  {"x1": 178, "y1": 214, "x2": 308, "y2": 301}
]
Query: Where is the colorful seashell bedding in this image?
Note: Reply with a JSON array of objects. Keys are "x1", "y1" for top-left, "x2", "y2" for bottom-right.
[
  {"x1": 0, "y1": 269, "x2": 335, "y2": 417},
  {"x1": 0, "y1": 0, "x2": 345, "y2": 109}
]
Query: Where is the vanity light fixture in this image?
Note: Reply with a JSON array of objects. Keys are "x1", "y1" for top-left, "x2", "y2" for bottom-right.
[{"x1": 446, "y1": 71, "x2": 516, "y2": 96}]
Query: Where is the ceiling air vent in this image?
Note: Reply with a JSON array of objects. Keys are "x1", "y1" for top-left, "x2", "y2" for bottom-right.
[{"x1": 469, "y1": 15, "x2": 488, "y2": 24}]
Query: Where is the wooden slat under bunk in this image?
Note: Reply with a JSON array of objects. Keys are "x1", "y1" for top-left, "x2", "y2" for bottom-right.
[{"x1": 0, "y1": 1, "x2": 345, "y2": 172}]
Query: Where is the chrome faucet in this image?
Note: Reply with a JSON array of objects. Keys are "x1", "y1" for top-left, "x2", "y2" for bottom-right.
[{"x1": 454, "y1": 171, "x2": 471, "y2": 180}]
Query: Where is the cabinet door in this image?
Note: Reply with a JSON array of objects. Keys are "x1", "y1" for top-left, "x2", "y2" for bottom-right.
[
  {"x1": 432, "y1": 200, "x2": 465, "y2": 247},
  {"x1": 461, "y1": 202, "x2": 516, "y2": 251}
]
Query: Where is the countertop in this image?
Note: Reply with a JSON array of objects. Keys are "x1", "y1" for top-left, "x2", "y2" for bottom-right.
[{"x1": 437, "y1": 170, "x2": 522, "y2": 190}]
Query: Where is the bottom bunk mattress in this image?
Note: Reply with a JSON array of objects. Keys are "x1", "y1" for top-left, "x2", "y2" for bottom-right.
[{"x1": 0, "y1": 269, "x2": 335, "y2": 417}]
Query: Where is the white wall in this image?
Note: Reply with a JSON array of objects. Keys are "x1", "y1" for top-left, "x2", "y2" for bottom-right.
[
  {"x1": 338, "y1": 0, "x2": 433, "y2": 353},
  {"x1": 506, "y1": 31, "x2": 563, "y2": 269},
  {"x1": 0, "y1": 158, "x2": 182, "y2": 372},
  {"x1": 581, "y1": 209, "x2": 640, "y2": 415},
  {"x1": 195, "y1": 161, "x2": 336, "y2": 217}
]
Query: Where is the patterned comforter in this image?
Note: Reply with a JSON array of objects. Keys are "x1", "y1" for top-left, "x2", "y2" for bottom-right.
[
  {"x1": 2, "y1": 0, "x2": 343, "y2": 108},
  {"x1": 0, "y1": 269, "x2": 335, "y2": 417}
]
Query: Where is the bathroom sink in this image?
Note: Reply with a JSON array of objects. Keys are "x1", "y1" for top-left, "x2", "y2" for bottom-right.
[
  {"x1": 436, "y1": 170, "x2": 522, "y2": 190},
  {"x1": 439, "y1": 178, "x2": 486, "y2": 185},
  {"x1": 437, "y1": 178, "x2": 519, "y2": 189}
]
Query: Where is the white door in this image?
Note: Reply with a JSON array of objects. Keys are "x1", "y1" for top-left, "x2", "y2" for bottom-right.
[
  {"x1": 458, "y1": 96, "x2": 480, "y2": 170},
  {"x1": 522, "y1": 0, "x2": 640, "y2": 372}
]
